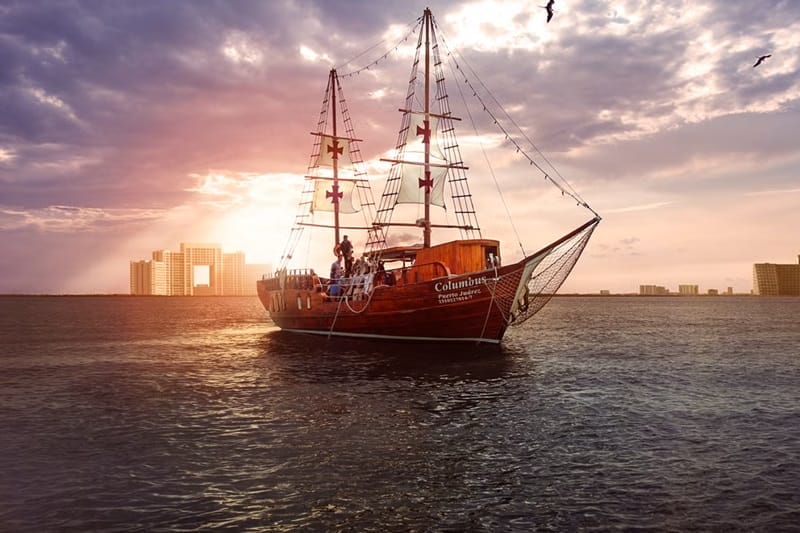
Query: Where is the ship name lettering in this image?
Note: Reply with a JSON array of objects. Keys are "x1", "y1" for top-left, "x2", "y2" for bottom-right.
[{"x1": 435, "y1": 276, "x2": 487, "y2": 292}]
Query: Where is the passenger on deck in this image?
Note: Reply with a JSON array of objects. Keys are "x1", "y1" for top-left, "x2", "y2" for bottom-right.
[
  {"x1": 340, "y1": 235, "x2": 354, "y2": 277},
  {"x1": 330, "y1": 254, "x2": 343, "y2": 281},
  {"x1": 329, "y1": 255, "x2": 343, "y2": 296},
  {"x1": 351, "y1": 258, "x2": 370, "y2": 300},
  {"x1": 375, "y1": 261, "x2": 386, "y2": 287},
  {"x1": 328, "y1": 282, "x2": 342, "y2": 297}
]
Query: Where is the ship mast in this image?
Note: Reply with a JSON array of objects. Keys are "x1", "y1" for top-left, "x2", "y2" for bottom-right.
[
  {"x1": 422, "y1": 8, "x2": 432, "y2": 248},
  {"x1": 330, "y1": 68, "x2": 341, "y2": 247},
  {"x1": 369, "y1": 8, "x2": 482, "y2": 258}
]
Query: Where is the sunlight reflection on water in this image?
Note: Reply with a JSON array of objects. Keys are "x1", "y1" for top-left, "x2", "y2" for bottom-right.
[{"x1": 1, "y1": 296, "x2": 798, "y2": 531}]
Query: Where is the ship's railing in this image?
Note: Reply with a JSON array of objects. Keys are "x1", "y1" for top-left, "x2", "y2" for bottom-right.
[{"x1": 259, "y1": 269, "x2": 320, "y2": 292}]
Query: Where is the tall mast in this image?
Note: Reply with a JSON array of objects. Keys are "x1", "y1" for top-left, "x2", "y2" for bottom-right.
[
  {"x1": 422, "y1": 8, "x2": 432, "y2": 248},
  {"x1": 330, "y1": 68, "x2": 341, "y2": 247}
]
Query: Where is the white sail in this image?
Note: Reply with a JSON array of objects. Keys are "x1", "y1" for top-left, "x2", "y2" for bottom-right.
[
  {"x1": 396, "y1": 164, "x2": 447, "y2": 207},
  {"x1": 311, "y1": 178, "x2": 358, "y2": 213},
  {"x1": 405, "y1": 114, "x2": 446, "y2": 160},
  {"x1": 317, "y1": 134, "x2": 353, "y2": 169}
]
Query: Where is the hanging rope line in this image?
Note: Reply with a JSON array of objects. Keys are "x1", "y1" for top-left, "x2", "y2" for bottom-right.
[
  {"x1": 337, "y1": 18, "x2": 422, "y2": 79},
  {"x1": 432, "y1": 21, "x2": 600, "y2": 219},
  {"x1": 446, "y1": 55, "x2": 528, "y2": 258}
]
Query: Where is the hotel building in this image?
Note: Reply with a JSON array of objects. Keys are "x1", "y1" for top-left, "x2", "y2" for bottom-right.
[
  {"x1": 753, "y1": 255, "x2": 800, "y2": 296},
  {"x1": 130, "y1": 242, "x2": 271, "y2": 295},
  {"x1": 678, "y1": 284, "x2": 699, "y2": 295},
  {"x1": 639, "y1": 285, "x2": 669, "y2": 295}
]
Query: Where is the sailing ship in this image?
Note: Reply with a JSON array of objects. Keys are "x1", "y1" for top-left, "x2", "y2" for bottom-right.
[{"x1": 257, "y1": 8, "x2": 600, "y2": 344}]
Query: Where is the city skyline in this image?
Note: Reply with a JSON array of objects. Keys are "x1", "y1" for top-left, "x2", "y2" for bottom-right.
[
  {"x1": 130, "y1": 242, "x2": 270, "y2": 296},
  {"x1": 1, "y1": 1, "x2": 798, "y2": 294}
]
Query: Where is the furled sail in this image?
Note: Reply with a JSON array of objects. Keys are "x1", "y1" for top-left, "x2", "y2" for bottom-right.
[{"x1": 311, "y1": 178, "x2": 358, "y2": 213}]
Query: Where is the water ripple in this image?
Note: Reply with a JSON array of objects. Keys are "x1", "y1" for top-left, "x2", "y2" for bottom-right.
[{"x1": 1, "y1": 296, "x2": 799, "y2": 531}]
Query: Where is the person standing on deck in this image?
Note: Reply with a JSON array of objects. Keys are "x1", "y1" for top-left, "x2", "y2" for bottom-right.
[
  {"x1": 330, "y1": 254, "x2": 343, "y2": 281},
  {"x1": 339, "y1": 235, "x2": 354, "y2": 278},
  {"x1": 328, "y1": 254, "x2": 343, "y2": 296}
]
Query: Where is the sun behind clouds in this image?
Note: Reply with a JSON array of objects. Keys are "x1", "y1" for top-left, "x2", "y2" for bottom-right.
[{"x1": 187, "y1": 170, "x2": 301, "y2": 265}]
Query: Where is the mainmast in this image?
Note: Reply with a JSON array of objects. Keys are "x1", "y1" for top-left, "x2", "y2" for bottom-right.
[
  {"x1": 422, "y1": 8, "x2": 432, "y2": 248},
  {"x1": 368, "y1": 8, "x2": 482, "y2": 258}
]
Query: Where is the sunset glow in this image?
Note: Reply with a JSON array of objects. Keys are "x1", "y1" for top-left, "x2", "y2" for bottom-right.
[{"x1": 1, "y1": 0, "x2": 798, "y2": 294}]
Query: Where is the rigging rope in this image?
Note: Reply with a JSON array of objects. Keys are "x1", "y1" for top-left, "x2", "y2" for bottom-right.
[
  {"x1": 433, "y1": 21, "x2": 600, "y2": 219},
  {"x1": 328, "y1": 293, "x2": 346, "y2": 339},
  {"x1": 446, "y1": 55, "x2": 527, "y2": 258},
  {"x1": 337, "y1": 18, "x2": 422, "y2": 79}
]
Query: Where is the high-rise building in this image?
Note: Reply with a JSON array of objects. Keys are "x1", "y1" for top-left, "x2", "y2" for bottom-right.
[
  {"x1": 129, "y1": 260, "x2": 169, "y2": 295},
  {"x1": 223, "y1": 252, "x2": 246, "y2": 295},
  {"x1": 180, "y1": 243, "x2": 223, "y2": 295},
  {"x1": 130, "y1": 243, "x2": 265, "y2": 296},
  {"x1": 152, "y1": 249, "x2": 185, "y2": 295},
  {"x1": 678, "y1": 284, "x2": 699, "y2": 295},
  {"x1": 753, "y1": 255, "x2": 800, "y2": 296},
  {"x1": 640, "y1": 284, "x2": 669, "y2": 295}
]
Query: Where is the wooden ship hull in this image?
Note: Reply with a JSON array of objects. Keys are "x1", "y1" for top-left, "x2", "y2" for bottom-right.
[
  {"x1": 259, "y1": 263, "x2": 523, "y2": 344},
  {"x1": 258, "y1": 219, "x2": 598, "y2": 344}
]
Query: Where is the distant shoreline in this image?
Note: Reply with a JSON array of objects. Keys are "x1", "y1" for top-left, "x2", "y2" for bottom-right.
[{"x1": 0, "y1": 293, "x2": 771, "y2": 298}]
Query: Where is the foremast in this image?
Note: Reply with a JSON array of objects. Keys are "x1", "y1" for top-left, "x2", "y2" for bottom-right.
[
  {"x1": 277, "y1": 69, "x2": 380, "y2": 270},
  {"x1": 330, "y1": 68, "x2": 342, "y2": 246}
]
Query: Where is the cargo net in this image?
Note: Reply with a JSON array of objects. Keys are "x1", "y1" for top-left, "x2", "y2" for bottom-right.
[{"x1": 509, "y1": 219, "x2": 598, "y2": 326}]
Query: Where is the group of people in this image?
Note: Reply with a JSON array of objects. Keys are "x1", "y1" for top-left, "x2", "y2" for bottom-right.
[{"x1": 327, "y1": 235, "x2": 394, "y2": 299}]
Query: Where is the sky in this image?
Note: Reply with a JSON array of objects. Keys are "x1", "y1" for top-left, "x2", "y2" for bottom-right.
[{"x1": 1, "y1": 0, "x2": 798, "y2": 294}]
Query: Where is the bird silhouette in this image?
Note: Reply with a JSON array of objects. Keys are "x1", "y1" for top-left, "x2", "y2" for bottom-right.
[
  {"x1": 753, "y1": 54, "x2": 771, "y2": 68},
  {"x1": 540, "y1": 0, "x2": 555, "y2": 23}
]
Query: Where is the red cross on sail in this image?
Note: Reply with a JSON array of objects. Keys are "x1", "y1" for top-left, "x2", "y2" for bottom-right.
[
  {"x1": 397, "y1": 164, "x2": 447, "y2": 207},
  {"x1": 418, "y1": 174, "x2": 433, "y2": 190},
  {"x1": 317, "y1": 134, "x2": 353, "y2": 168},
  {"x1": 406, "y1": 114, "x2": 445, "y2": 160},
  {"x1": 416, "y1": 120, "x2": 431, "y2": 143},
  {"x1": 327, "y1": 140, "x2": 344, "y2": 158},
  {"x1": 311, "y1": 178, "x2": 358, "y2": 213},
  {"x1": 326, "y1": 185, "x2": 344, "y2": 202}
]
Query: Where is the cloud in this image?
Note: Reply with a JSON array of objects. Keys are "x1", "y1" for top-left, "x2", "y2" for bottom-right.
[
  {"x1": 604, "y1": 202, "x2": 674, "y2": 214},
  {"x1": 0, "y1": 205, "x2": 164, "y2": 232},
  {"x1": 745, "y1": 187, "x2": 800, "y2": 196},
  {"x1": 0, "y1": 0, "x2": 798, "y2": 293}
]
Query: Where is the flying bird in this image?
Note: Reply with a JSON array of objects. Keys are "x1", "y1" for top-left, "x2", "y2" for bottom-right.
[
  {"x1": 752, "y1": 54, "x2": 771, "y2": 68},
  {"x1": 541, "y1": 0, "x2": 555, "y2": 23}
]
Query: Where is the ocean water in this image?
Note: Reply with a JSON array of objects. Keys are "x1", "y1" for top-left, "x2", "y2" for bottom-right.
[{"x1": 1, "y1": 295, "x2": 798, "y2": 531}]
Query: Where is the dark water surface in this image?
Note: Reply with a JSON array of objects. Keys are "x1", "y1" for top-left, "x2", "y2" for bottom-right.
[{"x1": 1, "y1": 295, "x2": 798, "y2": 531}]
